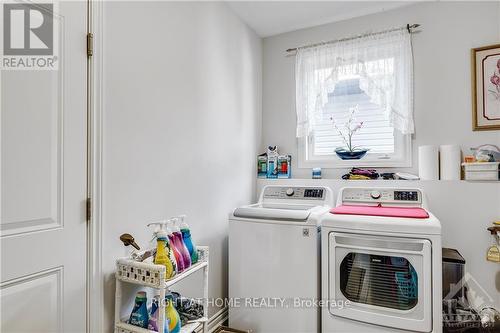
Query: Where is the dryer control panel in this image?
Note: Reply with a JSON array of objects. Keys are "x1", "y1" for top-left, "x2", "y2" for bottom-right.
[
  {"x1": 263, "y1": 186, "x2": 326, "y2": 200},
  {"x1": 341, "y1": 188, "x2": 423, "y2": 206}
]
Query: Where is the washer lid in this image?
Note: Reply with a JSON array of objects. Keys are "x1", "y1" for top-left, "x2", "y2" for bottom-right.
[
  {"x1": 331, "y1": 205, "x2": 429, "y2": 219},
  {"x1": 321, "y1": 210, "x2": 441, "y2": 235},
  {"x1": 233, "y1": 203, "x2": 313, "y2": 221}
]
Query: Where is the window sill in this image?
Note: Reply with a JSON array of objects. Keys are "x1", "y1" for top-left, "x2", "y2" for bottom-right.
[
  {"x1": 298, "y1": 136, "x2": 412, "y2": 169},
  {"x1": 297, "y1": 157, "x2": 411, "y2": 169}
]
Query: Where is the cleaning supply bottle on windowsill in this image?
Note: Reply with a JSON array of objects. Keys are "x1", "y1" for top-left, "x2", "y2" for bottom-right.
[
  {"x1": 178, "y1": 215, "x2": 198, "y2": 264},
  {"x1": 172, "y1": 217, "x2": 191, "y2": 269}
]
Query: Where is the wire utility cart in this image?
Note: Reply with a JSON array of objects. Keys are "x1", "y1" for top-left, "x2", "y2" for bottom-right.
[{"x1": 114, "y1": 247, "x2": 209, "y2": 333}]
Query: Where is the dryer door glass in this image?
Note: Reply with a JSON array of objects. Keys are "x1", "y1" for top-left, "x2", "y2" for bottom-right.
[
  {"x1": 328, "y1": 233, "x2": 432, "y2": 332},
  {"x1": 339, "y1": 253, "x2": 418, "y2": 310}
]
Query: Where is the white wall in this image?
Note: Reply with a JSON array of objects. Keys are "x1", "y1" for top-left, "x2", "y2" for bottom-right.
[
  {"x1": 101, "y1": 2, "x2": 261, "y2": 330},
  {"x1": 262, "y1": 1, "x2": 500, "y2": 179},
  {"x1": 257, "y1": 179, "x2": 500, "y2": 308}
]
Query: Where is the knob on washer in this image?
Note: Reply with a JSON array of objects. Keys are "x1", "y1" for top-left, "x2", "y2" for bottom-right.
[
  {"x1": 286, "y1": 188, "x2": 294, "y2": 196},
  {"x1": 370, "y1": 190, "x2": 381, "y2": 199}
]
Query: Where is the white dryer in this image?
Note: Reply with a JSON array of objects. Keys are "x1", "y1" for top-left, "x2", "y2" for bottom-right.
[
  {"x1": 229, "y1": 185, "x2": 333, "y2": 333},
  {"x1": 321, "y1": 187, "x2": 442, "y2": 333}
]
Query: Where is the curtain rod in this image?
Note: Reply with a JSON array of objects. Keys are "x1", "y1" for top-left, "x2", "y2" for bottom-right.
[{"x1": 285, "y1": 24, "x2": 421, "y2": 53}]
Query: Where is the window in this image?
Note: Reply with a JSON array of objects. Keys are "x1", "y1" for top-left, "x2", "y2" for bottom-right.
[
  {"x1": 295, "y1": 29, "x2": 413, "y2": 168},
  {"x1": 303, "y1": 77, "x2": 411, "y2": 168}
]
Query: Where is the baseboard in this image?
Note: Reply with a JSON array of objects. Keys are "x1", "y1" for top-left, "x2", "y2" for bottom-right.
[{"x1": 196, "y1": 306, "x2": 228, "y2": 333}]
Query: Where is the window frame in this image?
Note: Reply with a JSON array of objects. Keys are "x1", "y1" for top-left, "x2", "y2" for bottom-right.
[
  {"x1": 296, "y1": 52, "x2": 413, "y2": 170},
  {"x1": 297, "y1": 133, "x2": 412, "y2": 169}
]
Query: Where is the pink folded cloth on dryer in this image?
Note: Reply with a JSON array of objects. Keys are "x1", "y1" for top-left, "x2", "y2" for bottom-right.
[{"x1": 330, "y1": 205, "x2": 429, "y2": 219}]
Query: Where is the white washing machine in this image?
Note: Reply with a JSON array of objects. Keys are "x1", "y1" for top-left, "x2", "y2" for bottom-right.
[
  {"x1": 321, "y1": 187, "x2": 442, "y2": 333},
  {"x1": 229, "y1": 185, "x2": 333, "y2": 333}
]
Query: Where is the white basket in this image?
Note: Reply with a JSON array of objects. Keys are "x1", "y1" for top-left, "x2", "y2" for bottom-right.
[
  {"x1": 462, "y1": 162, "x2": 499, "y2": 172},
  {"x1": 462, "y1": 162, "x2": 499, "y2": 181},
  {"x1": 464, "y1": 171, "x2": 499, "y2": 181},
  {"x1": 116, "y1": 247, "x2": 209, "y2": 289}
]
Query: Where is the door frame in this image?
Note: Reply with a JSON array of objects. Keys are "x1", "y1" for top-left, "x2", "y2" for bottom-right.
[{"x1": 87, "y1": 0, "x2": 104, "y2": 332}]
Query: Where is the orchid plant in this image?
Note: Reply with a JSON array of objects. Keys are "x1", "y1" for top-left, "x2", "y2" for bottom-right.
[
  {"x1": 330, "y1": 105, "x2": 364, "y2": 152},
  {"x1": 489, "y1": 59, "x2": 500, "y2": 101}
]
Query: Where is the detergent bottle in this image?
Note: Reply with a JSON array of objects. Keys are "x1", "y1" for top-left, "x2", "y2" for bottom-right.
[
  {"x1": 148, "y1": 295, "x2": 165, "y2": 332},
  {"x1": 165, "y1": 293, "x2": 181, "y2": 333},
  {"x1": 172, "y1": 217, "x2": 191, "y2": 269},
  {"x1": 148, "y1": 221, "x2": 177, "y2": 279},
  {"x1": 178, "y1": 215, "x2": 198, "y2": 264},
  {"x1": 167, "y1": 219, "x2": 185, "y2": 273},
  {"x1": 154, "y1": 230, "x2": 176, "y2": 279},
  {"x1": 128, "y1": 291, "x2": 149, "y2": 328}
]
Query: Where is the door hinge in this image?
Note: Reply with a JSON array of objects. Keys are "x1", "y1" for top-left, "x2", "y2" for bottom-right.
[
  {"x1": 86, "y1": 198, "x2": 91, "y2": 222},
  {"x1": 86, "y1": 33, "x2": 93, "y2": 58}
]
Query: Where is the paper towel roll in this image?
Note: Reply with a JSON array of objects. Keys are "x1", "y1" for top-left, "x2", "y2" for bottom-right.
[
  {"x1": 418, "y1": 145, "x2": 439, "y2": 180},
  {"x1": 440, "y1": 145, "x2": 461, "y2": 180}
]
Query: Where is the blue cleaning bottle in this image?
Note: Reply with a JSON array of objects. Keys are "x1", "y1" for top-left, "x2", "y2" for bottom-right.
[
  {"x1": 148, "y1": 295, "x2": 169, "y2": 333},
  {"x1": 129, "y1": 291, "x2": 149, "y2": 328},
  {"x1": 148, "y1": 295, "x2": 159, "y2": 331},
  {"x1": 178, "y1": 215, "x2": 198, "y2": 264}
]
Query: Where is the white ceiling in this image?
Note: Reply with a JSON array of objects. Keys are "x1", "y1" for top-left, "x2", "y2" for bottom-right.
[{"x1": 226, "y1": 1, "x2": 414, "y2": 37}]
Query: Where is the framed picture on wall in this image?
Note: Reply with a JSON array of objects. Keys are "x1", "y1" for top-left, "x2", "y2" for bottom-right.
[{"x1": 471, "y1": 44, "x2": 500, "y2": 130}]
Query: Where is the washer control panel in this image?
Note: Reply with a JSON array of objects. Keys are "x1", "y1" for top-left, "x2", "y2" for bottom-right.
[
  {"x1": 263, "y1": 186, "x2": 326, "y2": 200},
  {"x1": 342, "y1": 188, "x2": 422, "y2": 205},
  {"x1": 394, "y1": 190, "x2": 419, "y2": 201}
]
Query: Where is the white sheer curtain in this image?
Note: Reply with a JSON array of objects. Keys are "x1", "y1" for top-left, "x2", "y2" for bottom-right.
[{"x1": 295, "y1": 28, "x2": 414, "y2": 138}]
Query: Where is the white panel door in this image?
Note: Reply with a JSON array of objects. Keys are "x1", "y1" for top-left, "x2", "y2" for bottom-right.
[{"x1": 1, "y1": 1, "x2": 87, "y2": 332}]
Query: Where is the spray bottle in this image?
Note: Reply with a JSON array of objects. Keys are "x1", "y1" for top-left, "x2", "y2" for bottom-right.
[
  {"x1": 119, "y1": 233, "x2": 141, "y2": 260},
  {"x1": 178, "y1": 215, "x2": 198, "y2": 264},
  {"x1": 171, "y1": 217, "x2": 191, "y2": 269},
  {"x1": 147, "y1": 221, "x2": 176, "y2": 279},
  {"x1": 167, "y1": 219, "x2": 185, "y2": 273}
]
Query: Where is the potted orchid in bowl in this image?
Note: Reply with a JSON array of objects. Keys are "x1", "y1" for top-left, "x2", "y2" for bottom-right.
[{"x1": 331, "y1": 106, "x2": 368, "y2": 160}]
